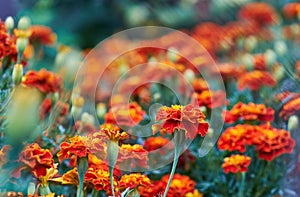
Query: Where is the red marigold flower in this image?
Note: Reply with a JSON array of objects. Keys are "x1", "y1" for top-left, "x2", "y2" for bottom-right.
[
  {"x1": 100, "y1": 123, "x2": 128, "y2": 142},
  {"x1": 153, "y1": 104, "x2": 209, "y2": 139},
  {"x1": 191, "y1": 90, "x2": 227, "y2": 109},
  {"x1": 22, "y1": 69, "x2": 62, "y2": 93},
  {"x1": 283, "y1": 3, "x2": 300, "y2": 19},
  {"x1": 104, "y1": 102, "x2": 145, "y2": 127},
  {"x1": 191, "y1": 78, "x2": 209, "y2": 93},
  {"x1": 218, "y1": 124, "x2": 254, "y2": 153},
  {"x1": 57, "y1": 135, "x2": 102, "y2": 163},
  {"x1": 253, "y1": 54, "x2": 267, "y2": 70},
  {"x1": 143, "y1": 136, "x2": 170, "y2": 151},
  {"x1": 252, "y1": 125, "x2": 295, "y2": 161},
  {"x1": 238, "y1": 2, "x2": 278, "y2": 27},
  {"x1": 211, "y1": 63, "x2": 245, "y2": 80},
  {"x1": 73, "y1": 121, "x2": 97, "y2": 134},
  {"x1": 157, "y1": 174, "x2": 196, "y2": 197},
  {"x1": 118, "y1": 144, "x2": 149, "y2": 169},
  {"x1": 19, "y1": 143, "x2": 54, "y2": 178},
  {"x1": 39, "y1": 98, "x2": 52, "y2": 120},
  {"x1": 279, "y1": 97, "x2": 300, "y2": 120},
  {"x1": 118, "y1": 173, "x2": 152, "y2": 191},
  {"x1": 0, "y1": 20, "x2": 17, "y2": 59},
  {"x1": 84, "y1": 167, "x2": 112, "y2": 193},
  {"x1": 237, "y1": 70, "x2": 276, "y2": 91},
  {"x1": 29, "y1": 25, "x2": 56, "y2": 46},
  {"x1": 224, "y1": 102, "x2": 274, "y2": 123},
  {"x1": 222, "y1": 154, "x2": 251, "y2": 174}
]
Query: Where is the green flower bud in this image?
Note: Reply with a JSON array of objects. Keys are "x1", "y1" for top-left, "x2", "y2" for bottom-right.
[
  {"x1": 167, "y1": 47, "x2": 179, "y2": 62},
  {"x1": 16, "y1": 37, "x2": 29, "y2": 53},
  {"x1": 265, "y1": 49, "x2": 277, "y2": 67},
  {"x1": 274, "y1": 40, "x2": 287, "y2": 56},
  {"x1": 27, "y1": 182, "x2": 36, "y2": 196},
  {"x1": 274, "y1": 64, "x2": 285, "y2": 81},
  {"x1": 288, "y1": 115, "x2": 299, "y2": 131},
  {"x1": 241, "y1": 53, "x2": 253, "y2": 71},
  {"x1": 5, "y1": 16, "x2": 14, "y2": 32},
  {"x1": 12, "y1": 64, "x2": 23, "y2": 85},
  {"x1": 17, "y1": 16, "x2": 31, "y2": 30},
  {"x1": 96, "y1": 103, "x2": 107, "y2": 119},
  {"x1": 244, "y1": 36, "x2": 257, "y2": 52},
  {"x1": 81, "y1": 112, "x2": 95, "y2": 125},
  {"x1": 184, "y1": 69, "x2": 195, "y2": 83}
]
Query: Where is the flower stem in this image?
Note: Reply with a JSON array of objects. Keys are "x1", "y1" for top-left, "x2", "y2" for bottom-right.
[
  {"x1": 107, "y1": 140, "x2": 119, "y2": 196},
  {"x1": 163, "y1": 130, "x2": 185, "y2": 197},
  {"x1": 238, "y1": 172, "x2": 246, "y2": 197}
]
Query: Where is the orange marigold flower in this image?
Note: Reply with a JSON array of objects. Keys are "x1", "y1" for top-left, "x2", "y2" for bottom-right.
[
  {"x1": 191, "y1": 90, "x2": 227, "y2": 109},
  {"x1": 143, "y1": 136, "x2": 170, "y2": 151},
  {"x1": 159, "y1": 174, "x2": 196, "y2": 197},
  {"x1": 191, "y1": 78, "x2": 209, "y2": 93},
  {"x1": 237, "y1": 70, "x2": 276, "y2": 91},
  {"x1": 22, "y1": 69, "x2": 62, "y2": 93},
  {"x1": 118, "y1": 173, "x2": 152, "y2": 190},
  {"x1": 57, "y1": 135, "x2": 100, "y2": 163},
  {"x1": 224, "y1": 102, "x2": 274, "y2": 123},
  {"x1": 283, "y1": 3, "x2": 300, "y2": 19},
  {"x1": 212, "y1": 63, "x2": 245, "y2": 80},
  {"x1": 279, "y1": 97, "x2": 300, "y2": 120},
  {"x1": 19, "y1": 143, "x2": 54, "y2": 178},
  {"x1": 84, "y1": 167, "x2": 112, "y2": 193},
  {"x1": 238, "y1": 2, "x2": 278, "y2": 27},
  {"x1": 222, "y1": 154, "x2": 251, "y2": 174},
  {"x1": 51, "y1": 168, "x2": 79, "y2": 186},
  {"x1": 100, "y1": 124, "x2": 128, "y2": 141},
  {"x1": 295, "y1": 60, "x2": 300, "y2": 78},
  {"x1": 29, "y1": 25, "x2": 56, "y2": 46},
  {"x1": 252, "y1": 125, "x2": 295, "y2": 161},
  {"x1": 0, "y1": 20, "x2": 17, "y2": 59},
  {"x1": 118, "y1": 144, "x2": 149, "y2": 169},
  {"x1": 218, "y1": 124, "x2": 254, "y2": 153},
  {"x1": 253, "y1": 54, "x2": 267, "y2": 70},
  {"x1": 104, "y1": 102, "x2": 145, "y2": 127},
  {"x1": 154, "y1": 104, "x2": 209, "y2": 139},
  {"x1": 185, "y1": 189, "x2": 203, "y2": 197}
]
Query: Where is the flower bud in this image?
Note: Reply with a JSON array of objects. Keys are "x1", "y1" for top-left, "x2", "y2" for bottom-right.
[
  {"x1": 244, "y1": 36, "x2": 257, "y2": 52},
  {"x1": 72, "y1": 96, "x2": 84, "y2": 107},
  {"x1": 27, "y1": 182, "x2": 36, "y2": 196},
  {"x1": 274, "y1": 40, "x2": 287, "y2": 56},
  {"x1": 96, "y1": 103, "x2": 107, "y2": 119},
  {"x1": 81, "y1": 112, "x2": 95, "y2": 126},
  {"x1": 5, "y1": 16, "x2": 14, "y2": 32},
  {"x1": 18, "y1": 16, "x2": 31, "y2": 30},
  {"x1": 51, "y1": 92, "x2": 59, "y2": 103},
  {"x1": 274, "y1": 64, "x2": 285, "y2": 81},
  {"x1": 288, "y1": 115, "x2": 299, "y2": 131},
  {"x1": 167, "y1": 47, "x2": 179, "y2": 62},
  {"x1": 264, "y1": 49, "x2": 277, "y2": 67},
  {"x1": 184, "y1": 69, "x2": 195, "y2": 83},
  {"x1": 16, "y1": 37, "x2": 29, "y2": 53},
  {"x1": 153, "y1": 93, "x2": 161, "y2": 101},
  {"x1": 199, "y1": 106, "x2": 207, "y2": 113},
  {"x1": 12, "y1": 64, "x2": 23, "y2": 85},
  {"x1": 241, "y1": 53, "x2": 253, "y2": 71},
  {"x1": 207, "y1": 128, "x2": 214, "y2": 138}
]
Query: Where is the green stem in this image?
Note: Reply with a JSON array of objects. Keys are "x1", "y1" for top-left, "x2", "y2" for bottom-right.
[
  {"x1": 109, "y1": 166, "x2": 115, "y2": 197},
  {"x1": 107, "y1": 140, "x2": 119, "y2": 196},
  {"x1": 163, "y1": 130, "x2": 185, "y2": 197},
  {"x1": 238, "y1": 172, "x2": 246, "y2": 197}
]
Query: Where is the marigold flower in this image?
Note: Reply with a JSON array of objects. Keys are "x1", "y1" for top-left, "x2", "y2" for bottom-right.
[
  {"x1": 51, "y1": 168, "x2": 79, "y2": 186},
  {"x1": 153, "y1": 104, "x2": 209, "y2": 139},
  {"x1": 185, "y1": 189, "x2": 203, "y2": 197},
  {"x1": 252, "y1": 125, "x2": 295, "y2": 161},
  {"x1": 191, "y1": 78, "x2": 209, "y2": 93},
  {"x1": 253, "y1": 54, "x2": 267, "y2": 70},
  {"x1": 191, "y1": 90, "x2": 227, "y2": 109},
  {"x1": 84, "y1": 167, "x2": 112, "y2": 192},
  {"x1": 19, "y1": 143, "x2": 54, "y2": 178},
  {"x1": 73, "y1": 121, "x2": 97, "y2": 134},
  {"x1": 0, "y1": 145, "x2": 10, "y2": 168},
  {"x1": 100, "y1": 124, "x2": 128, "y2": 141},
  {"x1": 143, "y1": 136, "x2": 170, "y2": 151},
  {"x1": 279, "y1": 97, "x2": 300, "y2": 120},
  {"x1": 222, "y1": 154, "x2": 251, "y2": 174},
  {"x1": 211, "y1": 63, "x2": 245, "y2": 80},
  {"x1": 224, "y1": 102, "x2": 274, "y2": 123},
  {"x1": 238, "y1": 2, "x2": 278, "y2": 27},
  {"x1": 218, "y1": 124, "x2": 254, "y2": 153},
  {"x1": 22, "y1": 69, "x2": 62, "y2": 93},
  {"x1": 237, "y1": 70, "x2": 276, "y2": 91},
  {"x1": 118, "y1": 144, "x2": 149, "y2": 169},
  {"x1": 118, "y1": 173, "x2": 151, "y2": 190},
  {"x1": 57, "y1": 135, "x2": 102, "y2": 163},
  {"x1": 283, "y1": 3, "x2": 300, "y2": 19},
  {"x1": 159, "y1": 174, "x2": 196, "y2": 197},
  {"x1": 29, "y1": 25, "x2": 56, "y2": 45},
  {"x1": 0, "y1": 20, "x2": 17, "y2": 59},
  {"x1": 39, "y1": 98, "x2": 52, "y2": 119},
  {"x1": 104, "y1": 102, "x2": 145, "y2": 127}
]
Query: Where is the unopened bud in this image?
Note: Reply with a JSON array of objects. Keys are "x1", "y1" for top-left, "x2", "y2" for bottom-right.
[
  {"x1": 265, "y1": 49, "x2": 277, "y2": 67},
  {"x1": 274, "y1": 41, "x2": 287, "y2": 56},
  {"x1": 27, "y1": 182, "x2": 36, "y2": 196},
  {"x1": 18, "y1": 16, "x2": 31, "y2": 30},
  {"x1": 288, "y1": 115, "x2": 299, "y2": 131},
  {"x1": 72, "y1": 96, "x2": 84, "y2": 107},
  {"x1": 184, "y1": 69, "x2": 195, "y2": 83},
  {"x1": 51, "y1": 92, "x2": 59, "y2": 103},
  {"x1": 207, "y1": 128, "x2": 214, "y2": 138},
  {"x1": 241, "y1": 53, "x2": 253, "y2": 71},
  {"x1": 199, "y1": 106, "x2": 207, "y2": 113},
  {"x1": 153, "y1": 93, "x2": 161, "y2": 101},
  {"x1": 12, "y1": 64, "x2": 23, "y2": 85},
  {"x1": 274, "y1": 64, "x2": 285, "y2": 81},
  {"x1": 167, "y1": 47, "x2": 179, "y2": 62},
  {"x1": 16, "y1": 37, "x2": 29, "y2": 53},
  {"x1": 5, "y1": 16, "x2": 14, "y2": 32},
  {"x1": 244, "y1": 36, "x2": 257, "y2": 52},
  {"x1": 96, "y1": 103, "x2": 107, "y2": 119},
  {"x1": 81, "y1": 112, "x2": 95, "y2": 125}
]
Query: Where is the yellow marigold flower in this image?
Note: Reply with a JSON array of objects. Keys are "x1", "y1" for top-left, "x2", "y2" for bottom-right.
[
  {"x1": 100, "y1": 124, "x2": 128, "y2": 141},
  {"x1": 118, "y1": 173, "x2": 152, "y2": 190},
  {"x1": 185, "y1": 189, "x2": 204, "y2": 197},
  {"x1": 222, "y1": 154, "x2": 251, "y2": 174},
  {"x1": 51, "y1": 168, "x2": 79, "y2": 186}
]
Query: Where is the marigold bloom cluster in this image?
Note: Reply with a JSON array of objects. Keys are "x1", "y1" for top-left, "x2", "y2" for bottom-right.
[
  {"x1": 237, "y1": 70, "x2": 276, "y2": 91},
  {"x1": 222, "y1": 154, "x2": 251, "y2": 173}
]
